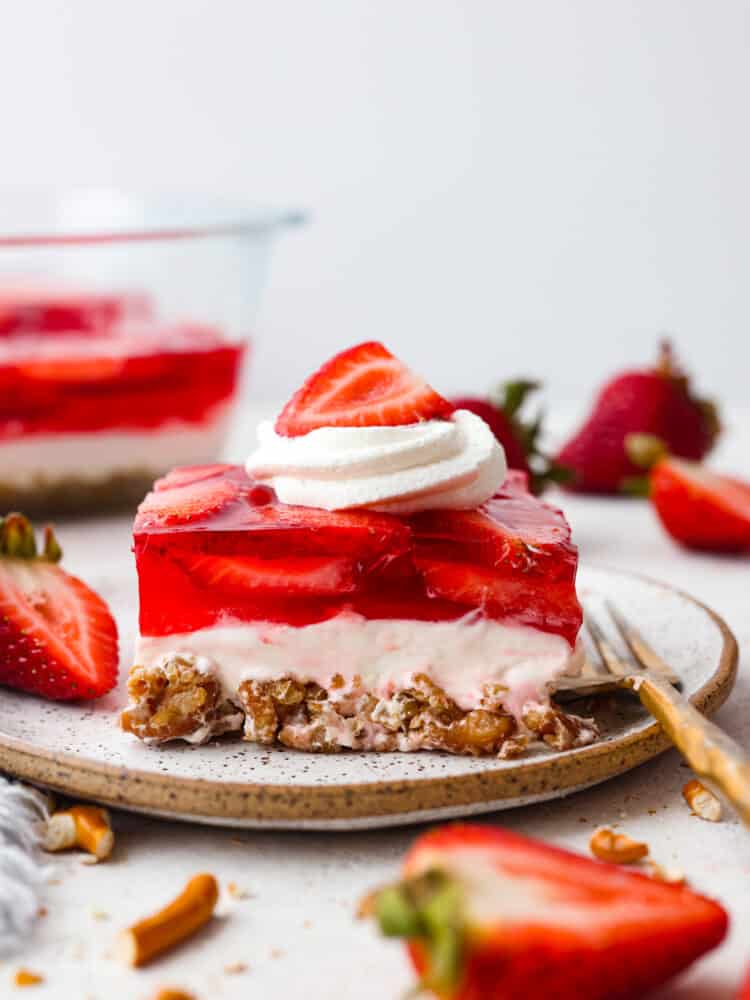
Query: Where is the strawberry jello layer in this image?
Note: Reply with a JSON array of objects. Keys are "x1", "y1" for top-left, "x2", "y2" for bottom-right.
[
  {"x1": 123, "y1": 464, "x2": 591, "y2": 754},
  {"x1": 0, "y1": 283, "x2": 150, "y2": 336},
  {"x1": 0, "y1": 310, "x2": 245, "y2": 513}
]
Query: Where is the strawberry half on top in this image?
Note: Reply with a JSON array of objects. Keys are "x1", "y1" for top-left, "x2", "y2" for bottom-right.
[
  {"x1": 275, "y1": 340, "x2": 454, "y2": 436},
  {"x1": 557, "y1": 341, "x2": 720, "y2": 495},
  {"x1": 0, "y1": 514, "x2": 118, "y2": 700},
  {"x1": 369, "y1": 824, "x2": 728, "y2": 1000}
]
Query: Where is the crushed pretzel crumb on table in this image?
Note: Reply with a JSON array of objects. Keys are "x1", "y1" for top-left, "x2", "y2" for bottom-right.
[
  {"x1": 13, "y1": 969, "x2": 44, "y2": 987},
  {"x1": 224, "y1": 962, "x2": 248, "y2": 975}
]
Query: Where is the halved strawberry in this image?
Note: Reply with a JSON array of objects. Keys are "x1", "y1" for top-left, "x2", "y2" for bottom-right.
[
  {"x1": 0, "y1": 515, "x2": 118, "y2": 701},
  {"x1": 275, "y1": 341, "x2": 453, "y2": 436},
  {"x1": 650, "y1": 458, "x2": 750, "y2": 552},
  {"x1": 182, "y1": 552, "x2": 357, "y2": 596},
  {"x1": 738, "y1": 966, "x2": 750, "y2": 1000},
  {"x1": 370, "y1": 823, "x2": 728, "y2": 1000},
  {"x1": 416, "y1": 557, "x2": 582, "y2": 644},
  {"x1": 138, "y1": 473, "x2": 239, "y2": 527}
]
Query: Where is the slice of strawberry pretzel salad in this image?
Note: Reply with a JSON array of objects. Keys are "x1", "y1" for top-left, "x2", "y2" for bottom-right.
[{"x1": 122, "y1": 342, "x2": 593, "y2": 756}]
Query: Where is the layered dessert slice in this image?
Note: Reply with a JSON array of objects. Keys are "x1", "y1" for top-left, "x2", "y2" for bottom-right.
[
  {"x1": 123, "y1": 342, "x2": 591, "y2": 756},
  {"x1": 0, "y1": 287, "x2": 245, "y2": 514}
]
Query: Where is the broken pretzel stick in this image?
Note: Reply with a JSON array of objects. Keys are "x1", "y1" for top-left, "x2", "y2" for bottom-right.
[
  {"x1": 589, "y1": 828, "x2": 649, "y2": 864},
  {"x1": 683, "y1": 779, "x2": 722, "y2": 822},
  {"x1": 43, "y1": 805, "x2": 114, "y2": 861},
  {"x1": 118, "y1": 873, "x2": 219, "y2": 967}
]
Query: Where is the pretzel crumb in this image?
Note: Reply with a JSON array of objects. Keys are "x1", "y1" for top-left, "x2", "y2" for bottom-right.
[
  {"x1": 270, "y1": 948, "x2": 284, "y2": 959},
  {"x1": 643, "y1": 859, "x2": 686, "y2": 885},
  {"x1": 227, "y1": 882, "x2": 251, "y2": 900},
  {"x1": 224, "y1": 962, "x2": 248, "y2": 975},
  {"x1": 37, "y1": 907, "x2": 47, "y2": 918},
  {"x1": 91, "y1": 909, "x2": 110, "y2": 921},
  {"x1": 589, "y1": 827, "x2": 649, "y2": 864},
  {"x1": 13, "y1": 969, "x2": 44, "y2": 987},
  {"x1": 682, "y1": 780, "x2": 722, "y2": 822},
  {"x1": 69, "y1": 942, "x2": 86, "y2": 961},
  {"x1": 118, "y1": 874, "x2": 219, "y2": 967},
  {"x1": 43, "y1": 805, "x2": 114, "y2": 861}
]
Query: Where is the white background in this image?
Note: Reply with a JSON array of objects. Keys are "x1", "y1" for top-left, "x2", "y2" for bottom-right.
[{"x1": 1, "y1": 0, "x2": 748, "y2": 409}]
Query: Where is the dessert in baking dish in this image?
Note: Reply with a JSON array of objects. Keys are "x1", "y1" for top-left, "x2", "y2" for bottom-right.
[
  {"x1": 123, "y1": 342, "x2": 591, "y2": 756},
  {"x1": 0, "y1": 285, "x2": 245, "y2": 514}
]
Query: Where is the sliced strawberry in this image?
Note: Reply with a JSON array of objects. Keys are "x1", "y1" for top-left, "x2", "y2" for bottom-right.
[
  {"x1": 650, "y1": 458, "x2": 750, "y2": 552},
  {"x1": 739, "y1": 967, "x2": 750, "y2": 1000},
  {"x1": 19, "y1": 355, "x2": 126, "y2": 382},
  {"x1": 153, "y1": 464, "x2": 236, "y2": 492},
  {"x1": 416, "y1": 557, "x2": 581, "y2": 644},
  {"x1": 371, "y1": 823, "x2": 728, "y2": 1000},
  {"x1": 411, "y1": 477, "x2": 576, "y2": 580},
  {"x1": 0, "y1": 286, "x2": 150, "y2": 337},
  {"x1": 135, "y1": 467, "x2": 412, "y2": 562},
  {"x1": 183, "y1": 553, "x2": 357, "y2": 596},
  {"x1": 275, "y1": 341, "x2": 453, "y2": 436},
  {"x1": 0, "y1": 516, "x2": 118, "y2": 701},
  {"x1": 138, "y1": 473, "x2": 240, "y2": 527}
]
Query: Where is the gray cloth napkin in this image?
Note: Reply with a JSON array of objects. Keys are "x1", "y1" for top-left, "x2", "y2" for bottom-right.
[{"x1": 0, "y1": 775, "x2": 49, "y2": 956}]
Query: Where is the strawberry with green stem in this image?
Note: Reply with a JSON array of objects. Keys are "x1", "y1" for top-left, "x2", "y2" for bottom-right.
[
  {"x1": 556, "y1": 341, "x2": 720, "y2": 495},
  {"x1": 0, "y1": 514, "x2": 118, "y2": 700},
  {"x1": 368, "y1": 823, "x2": 728, "y2": 1000}
]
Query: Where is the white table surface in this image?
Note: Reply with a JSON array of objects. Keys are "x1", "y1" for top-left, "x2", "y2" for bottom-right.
[{"x1": 6, "y1": 408, "x2": 750, "y2": 1000}]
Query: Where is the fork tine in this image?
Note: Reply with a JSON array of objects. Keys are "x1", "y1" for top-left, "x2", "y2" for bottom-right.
[
  {"x1": 584, "y1": 610, "x2": 631, "y2": 678},
  {"x1": 604, "y1": 600, "x2": 681, "y2": 686}
]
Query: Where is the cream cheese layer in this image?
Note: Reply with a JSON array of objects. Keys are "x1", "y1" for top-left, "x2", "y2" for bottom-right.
[
  {"x1": 135, "y1": 614, "x2": 581, "y2": 721},
  {"x1": 0, "y1": 409, "x2": 231, "y2": 487}
]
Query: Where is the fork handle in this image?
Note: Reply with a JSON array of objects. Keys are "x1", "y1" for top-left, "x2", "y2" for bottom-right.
[{"x1": 629, "y1": 674, "x2": 750, "y2": 826}]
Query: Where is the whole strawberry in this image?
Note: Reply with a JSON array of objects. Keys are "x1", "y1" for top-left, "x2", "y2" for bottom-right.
[
  {"x1": 453, "y1": 381, "x2": 567, "y2": 493},
  {"x1": 556, "y1": 342, "x2": 719, "y2": 494}
]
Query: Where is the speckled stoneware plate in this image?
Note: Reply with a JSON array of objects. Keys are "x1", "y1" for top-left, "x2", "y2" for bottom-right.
[{"x1": 0, "y1": 517, "x2": 738, "y2": 830}]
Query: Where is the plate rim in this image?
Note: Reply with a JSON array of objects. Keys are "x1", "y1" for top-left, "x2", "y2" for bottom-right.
[{"x1": 0, "y1": 568, "x2": 738, "y2": 826}]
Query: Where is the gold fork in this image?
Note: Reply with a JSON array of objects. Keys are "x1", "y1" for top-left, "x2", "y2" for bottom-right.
[{"x1": 564, "y1": 600, "x2": 750, "y2": 826}]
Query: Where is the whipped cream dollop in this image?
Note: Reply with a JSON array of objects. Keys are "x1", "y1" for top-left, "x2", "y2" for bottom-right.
[{"x1": 245, "y1": 409, "x2": 507, "y2": 513}]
